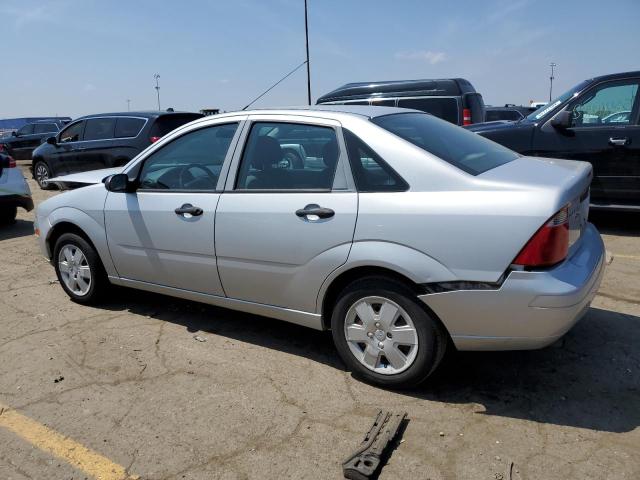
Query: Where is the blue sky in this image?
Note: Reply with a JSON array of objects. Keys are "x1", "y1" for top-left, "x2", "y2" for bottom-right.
[{"x1": 1, "y1": 0, "x2": 639, "y2": 118}]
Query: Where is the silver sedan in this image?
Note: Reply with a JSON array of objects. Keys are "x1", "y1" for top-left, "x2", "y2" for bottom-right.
[{"x1": 35, "y1": 106, "x2": 605, "y2": 388}]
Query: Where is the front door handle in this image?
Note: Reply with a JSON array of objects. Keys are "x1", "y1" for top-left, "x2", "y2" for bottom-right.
[
  {"x1": 295, "y1": 203, "x2": 335, "y2": 220},
  {"x1": 175, "y1": 203, "x2": 203, "y2": 216},
  {"x1": 609, "y1": 137, "x2": 630, "y2": 146}
]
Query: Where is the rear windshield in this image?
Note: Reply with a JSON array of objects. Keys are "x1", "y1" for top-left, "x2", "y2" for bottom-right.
[
  {"x1": 150, "y1": 114, "x2": 203, "y2": 139},
  {"x1": 372, "y1": 112, "x2": 519, "y2": 175},
  {"x1": 397, "y1": 97, "x2": 459, "y2": 124}
]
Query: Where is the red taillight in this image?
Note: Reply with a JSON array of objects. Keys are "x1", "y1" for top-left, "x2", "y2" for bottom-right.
[
  {"x1": 513, "y1": 206, "x2": 569, "y2": 267},
  {"x1": 150, "y1": 136, "x2": 161, "y2": 143},
  {"x1": 463, "y1": 108, "x2": 472, "y2": 125}
]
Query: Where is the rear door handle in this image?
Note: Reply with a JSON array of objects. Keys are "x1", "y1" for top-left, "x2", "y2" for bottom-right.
[
  {"x1": 175, "y1": 203, "x2": 203, "y2": 216},
  {"x1": 609, "y1": 137, "x2": 630, "y2": 146},
  {"x1": 295, "y1": 203, "x2": 335, "y2": 220}
]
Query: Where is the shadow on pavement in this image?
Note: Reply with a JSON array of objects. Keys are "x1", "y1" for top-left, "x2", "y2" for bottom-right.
[
  {"x1": 97, "y1": 287, "x2": 640, "y2": 434},
  {"x1": 0, "y1": 219, "x2": 34, "y2": 241},
  {"x1": 590, "y1": 210, "x2": 640, "y2": 237}
]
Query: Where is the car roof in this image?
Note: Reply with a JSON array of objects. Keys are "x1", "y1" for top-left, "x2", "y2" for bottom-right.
[
  {"x1": 192, "y1": 105, "x2": 420, "y2": 123},
  {"x1": 316, "y1": 78, "x2": 476, "y2": 103},
  {"x1": 590, "y1": 70, "x2": 640, "y2": 82},
  {"x1": 74, "y1": 111, "x2": 202, "y2": 121}
]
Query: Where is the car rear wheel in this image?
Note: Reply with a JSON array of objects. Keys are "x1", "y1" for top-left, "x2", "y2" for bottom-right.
[
  {"x1": 331, "y1": 276, "x2": 447, "y2": 388},
  {"x1": 53, "y1": 233, "x2": 108, "y2": 304},
  {"x1": 0, "y1": 206, "x2": 17, "y2": 224},
  {"x1": 34, "y1": 161, "x2": 54, "y2": 190}
]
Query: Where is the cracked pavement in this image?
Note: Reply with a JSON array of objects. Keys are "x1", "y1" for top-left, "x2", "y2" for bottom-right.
[{"x1": 0, "y1": 165, "x2": 639, "y2": 479}]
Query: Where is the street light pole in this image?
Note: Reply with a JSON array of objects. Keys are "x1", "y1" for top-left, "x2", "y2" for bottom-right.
[
  {"x1": 304, "y1": 0, "x2": 311, "y2": 105},
  {"x1": 126, "y1": 99, "x2": 131, "y2": 111},
  {"x1": 549, "y1": 62, "x2": 556, "y2": 102},
  {"x1": 154, "y1": 74, "x2": 161, "y2": 111}
]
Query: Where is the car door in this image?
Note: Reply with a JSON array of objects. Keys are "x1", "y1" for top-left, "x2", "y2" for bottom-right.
[
  {"x1": 50, "y1": 120, "x2": 86, "y2": 175},
  {"x1": 11, "y1": 124, "x2": 35, "y2": 159},
  {"x1": 535, "y1": 79, "x2": 640, "y2": 205},
  {"x1": 104, "y1": 120, "x2": 244, "y2": 295},
  {"x1": 76, "y1": 117, "x2": 117, "y2": 171},
  {"x1": 215, "y1": 116, "x2": 358, "y2": 313}
]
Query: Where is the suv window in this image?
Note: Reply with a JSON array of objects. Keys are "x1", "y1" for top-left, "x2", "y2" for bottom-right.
[
  {"x1": 115, "y1": 117, "x2": 145, "y2": 138},
  {"x1": 397, "y1": 97, "x2": 459, "y2": 124},
  {"x1": 83, "y1": 118, "x2": 115, "y2": 141},
  {"x1": 235, "y1": 122, "x2": 338, "y2": 190},
  {"x1": 344, "y1": 130, "x2": 408, "y2": 192},
  {"x1": 33, "y1": 123, "x2": 58, "y2": 134},
  {"x1": 571, "y1": 81, "x2": 639, "y2": 127},
  {"x1": 138, "y1": 123, "x2": 238, "y2": 191},
  {"x1": 150, "y1": 114, "x2": 203, "y2": 139},
  {"x1": 59, "y1": 121, "x2": 84, "y2": 143},
  {"x1": 372, "y1": 112, "x2": 519, "y2": 175},
  {"x1": 17, "y1": 124, "x2": 34, "y2": 136}
]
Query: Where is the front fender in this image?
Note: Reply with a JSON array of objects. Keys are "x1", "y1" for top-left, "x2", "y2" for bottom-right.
[
  {"x1": 316, "y1": 240, "x2": 456, "y2": 312},
  {"x1": 44, "y1": 206, "x2": 116, "y2": 276}
]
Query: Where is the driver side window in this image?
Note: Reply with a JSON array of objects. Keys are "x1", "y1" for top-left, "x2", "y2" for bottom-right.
[
  {"x1": 138, "y1": 123, "x2": 238, "y2": 191},
  {"x1": 571, "y1": 82, "x2": 638, "y2": 128}
]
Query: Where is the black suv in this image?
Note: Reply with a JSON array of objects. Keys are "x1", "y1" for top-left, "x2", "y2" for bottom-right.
[
  {"x1": 0, "y1": 119, "x2": 69, "y2": 160},
  {"x1": 316, "y1": 78, "x2": 485, "y2": 126},
  {"x1": 31, "y1": 111, "x2": 203, "y2": 189},
  {"x1": 467, "y1": 71, "x2": 640, "y2": 210}
]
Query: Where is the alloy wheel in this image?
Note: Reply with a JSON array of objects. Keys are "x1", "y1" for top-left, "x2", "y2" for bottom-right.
[{"x1": 58, "y1": 244, "x2": 92, "y2": 296}]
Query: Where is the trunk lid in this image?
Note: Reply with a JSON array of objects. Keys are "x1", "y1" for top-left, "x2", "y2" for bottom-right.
[{"x1": 480, "y1": 156, "x2": 592, "y2": 252}]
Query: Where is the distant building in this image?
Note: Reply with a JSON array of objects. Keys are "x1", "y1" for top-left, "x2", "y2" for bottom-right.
[{"x1": 200, "y1": 108, "x2": 220, "y2": 116}]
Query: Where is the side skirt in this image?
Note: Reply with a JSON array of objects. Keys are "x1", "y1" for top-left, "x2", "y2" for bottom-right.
[{"x1": 108, "y1": 276, "x2": 323, "y2": 330}]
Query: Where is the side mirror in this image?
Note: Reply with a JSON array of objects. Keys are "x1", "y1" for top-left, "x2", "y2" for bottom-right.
[
  {"x1": 104, "y1": 173, "x2": 133, "y2": 193},
  {"x1": 11, "y1": 131, "x2": 17, "y2": 137},
  {"x1": 551, "y1": 109, "x2": 572, "y2": 130},
  {"x1": 46, "y1": 136, "x2": 57, "y2": 145}
]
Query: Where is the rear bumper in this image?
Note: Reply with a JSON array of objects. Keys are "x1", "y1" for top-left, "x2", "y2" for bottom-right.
[
  {"x1": 0, "y1": 193, "x2": 34, "y2": 211},
  {"x1": 419, "y1": 223, "x2": 605, "y2": 350}
]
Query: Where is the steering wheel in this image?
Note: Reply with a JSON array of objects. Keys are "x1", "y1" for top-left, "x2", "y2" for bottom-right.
[
  {"x1": 571, "y1": 109, "x2": 584, "y2": 123},
  {"x1": 178, "y1": 164, "x2": 218, "y2": 189}
]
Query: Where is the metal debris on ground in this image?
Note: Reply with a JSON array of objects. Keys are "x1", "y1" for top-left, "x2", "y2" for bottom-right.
[
  {"x1": 193, "y1": 335, "x2": 207, "y2": 342},
  {"x1": 342, "y1": 410, "x2": 407, "y2": 480}
]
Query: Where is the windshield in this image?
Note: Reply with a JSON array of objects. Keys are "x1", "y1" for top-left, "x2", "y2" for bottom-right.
[
  {"x1": 525, "y1": 80, "x2": 591, "y2": 122},
  {"x1": 372, "y1": 112, "x2": 519, "y2": 175}
]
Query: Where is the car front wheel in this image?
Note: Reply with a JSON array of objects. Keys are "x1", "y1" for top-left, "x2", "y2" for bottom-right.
[
  {"x1": 34, "y1": 161, "x2": 54, "y2": 190},
  {"x1": 53, "y1": 233, "x2": 108, "y2": 304},
  {"x1": 331, "y1": 276, "x2": 447, "y2": 389}
]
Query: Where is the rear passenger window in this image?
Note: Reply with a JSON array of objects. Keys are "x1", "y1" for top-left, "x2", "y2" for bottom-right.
[
  {"x1": 343, "y1": 129, "x2": 408, "y2": 192},
  {"x1": 115, "y1": 118, "x2": 145, "y2": 138},
  {"x1": 235, "y1": 122, "x2": 339, "y2": 191},
  {"x1": 33, "y1": 123, "x2": 57, "y2": 134},
  {"x1": 83, "y1": 118, "x2": 115, "y2": 141},
  {"x1": 397, "y1": 97, "x2": 459, "y2": 124}
]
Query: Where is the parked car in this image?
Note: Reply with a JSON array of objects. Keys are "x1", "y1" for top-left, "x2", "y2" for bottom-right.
[
  {"x1": 36, "y1": 105, "x2": 604, "y2": 389},
  {"x1": 316, "y1": 78, "x2": 485, "y2": 126},
  {"x1": 0, "y1": 151, "x2": 33, "y2": 224},
  {"x1": 31, "y1": 111, "x2": 203, "y2": 189},
  {"x1": 485, "y1": 105, "x2": 536, "y2": 122},
  {"x1": 467, "y1": 71, "x2": 640, "y2": 210},
  {"x1": 0, "y1": 119, "x2": 68, "y2": 160}
]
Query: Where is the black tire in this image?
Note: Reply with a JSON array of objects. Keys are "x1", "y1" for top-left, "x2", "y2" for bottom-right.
[
  {"x1": 0, "y1": 206, "x2": 17, "y2": 224},
  {"x1": 33, "y1": 160, "x2": 54, "y2": 190},
  {"x1": 282, "y1": 149, "x2": 304, "y2": 169},
  {"x1": 53, "y1": 233, "x2": 109, "y2": 304},
  {"x1": 331, "y1": 276, "x2": 448, "y2": 389}
]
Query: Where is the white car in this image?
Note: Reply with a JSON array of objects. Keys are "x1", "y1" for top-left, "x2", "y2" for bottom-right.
[{"x1": 0, "y1": 152, "x2": 33, "y2": 223}]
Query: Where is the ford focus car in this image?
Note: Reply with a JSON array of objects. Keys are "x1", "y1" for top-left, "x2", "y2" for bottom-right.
[{"x1": 35, "y1": 106, "x2": 605, "y2": 388}]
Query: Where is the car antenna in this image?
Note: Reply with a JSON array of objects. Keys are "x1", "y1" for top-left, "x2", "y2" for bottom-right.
[{"x1": 242, "y1": 60, "x2": 308, "y2": 111}]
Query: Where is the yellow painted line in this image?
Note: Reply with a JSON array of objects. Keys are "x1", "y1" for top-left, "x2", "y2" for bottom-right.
[
  {"x1": 611, "y1": 253, "x2": 640, "y2": 260},
  {"x1": 0, "y1": 402, "x2": 138, "y2": 480}
]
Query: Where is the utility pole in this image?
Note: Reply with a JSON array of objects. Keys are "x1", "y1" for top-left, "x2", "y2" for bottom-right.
[
  {"x1": 304, "y1": 0, "x2": 311, "y2": 105},
  {"x1": 126, "y1": 99, "x2": 131, "y2": 111},
  {"x1": 154, "y1": 74, "x2": 161, "y2": 111},
  {"x1": 549, "y1": 62, "x2": 556, "y2": 102}
]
